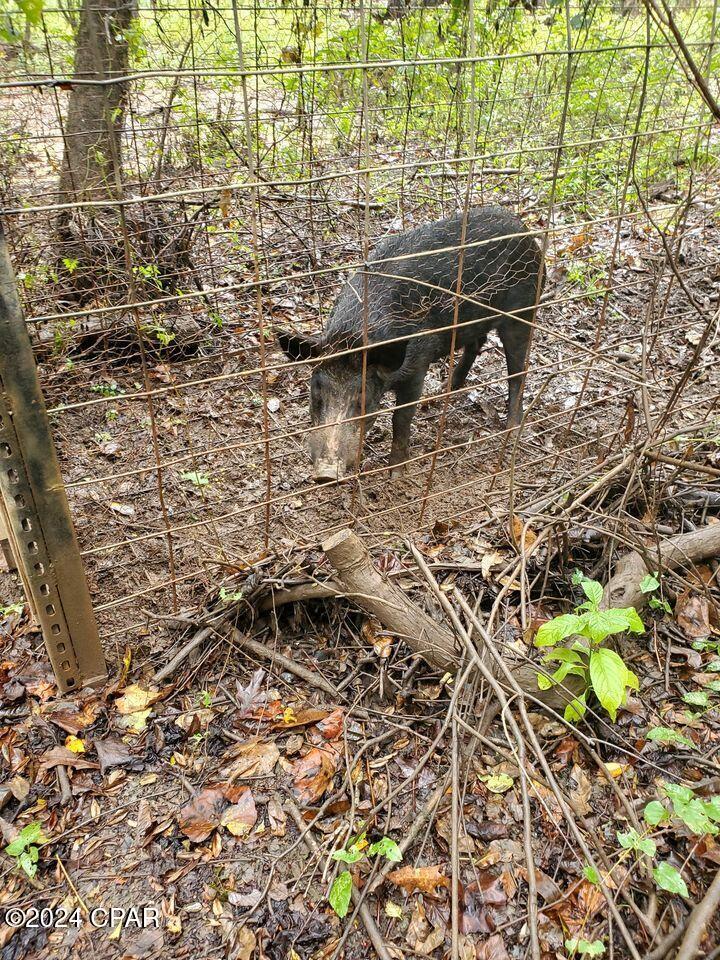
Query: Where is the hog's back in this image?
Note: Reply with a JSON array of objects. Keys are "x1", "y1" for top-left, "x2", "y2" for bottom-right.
[{"x1": 324, "y1": 207, "x2": 542, "y2": 356}]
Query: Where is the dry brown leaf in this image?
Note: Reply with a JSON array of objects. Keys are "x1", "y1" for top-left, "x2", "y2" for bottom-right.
[
  {"x1": 314, "y1": 708, "x2": 344, "y2": 740},
  {"x1": 387, "y1": 864, "x2": 449, "y2": 896},
  {"x1": 510, "y1": 515, "x2": 538, "y2": 553},
  {"x1": 476, "y1": 933, "x2": 512, "y2": 960},
  {"x1": 177, "y1": 788, "x2": 225, "y2": 843},
  {"x1": 676, "y1": 591, "x2": 712, "y2": 639},
  {"x1": 291, "y1": 746, "x2": 338, "y2": 805},
  {"x1": 221, "y1": 787, "x2": 257, "y2": 837},
  {"x1": 272, "y1": 708, "x2": 329, "y2": 730},
  {"x1": 223, "y1": 739, "x2": 280, "y2": 780},
  {"x1": 38, "y1": 746, "x2": 99, "y2": 772},
  {"x1": 267, "y1": 797, "x2": 287, "y2": 837},
  {"x1": 569, "y1": 763, "x2": 592, "y2": 815},
  {"x1": 406, "y1": 901, "x2": 445, "y2": 955}
]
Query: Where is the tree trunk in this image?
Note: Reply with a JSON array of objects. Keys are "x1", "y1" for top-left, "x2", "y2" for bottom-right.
[{"x1": 57, "y1": 0, "x2": 133, "y2": 214}]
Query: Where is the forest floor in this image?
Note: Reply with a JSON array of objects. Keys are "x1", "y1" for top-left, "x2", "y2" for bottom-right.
[{"x1": 1, "y1": 171, "x2": 720, "y2": 959}]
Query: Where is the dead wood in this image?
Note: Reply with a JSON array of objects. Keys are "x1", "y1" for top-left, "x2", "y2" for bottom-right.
[
  {"x1": 321, "y1": 528, "x2": 580, "y2": 711},
  {"x1": 602, "y1": 523, "x2": 720, "y2": 611},
  {"x1": 322, "y1": 528, "x2": 461, "y2": 673}
]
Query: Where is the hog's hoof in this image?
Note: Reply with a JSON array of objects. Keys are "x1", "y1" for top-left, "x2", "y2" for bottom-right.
[{"x1": 388, "y1": 455, "x2": 409, "y2": 479}]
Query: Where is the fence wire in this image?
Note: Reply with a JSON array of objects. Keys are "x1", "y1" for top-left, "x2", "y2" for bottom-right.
[{"x1": 0, "y1": 0, "x2": 718, "y2": 650}]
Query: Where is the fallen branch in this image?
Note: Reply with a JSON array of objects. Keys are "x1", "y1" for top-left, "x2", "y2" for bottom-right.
[
  {"x1": 285, "y1": 797, "x2": 393, "y2": 960},
  {"x1": 674, "y1": 867, "x2": 720, "y2": 960},
  {"x1": 322, "y1": 528, "x2": 461, "y2": 673},
  {"x1": 321, "y1": 528, "x2": 579, "y2": 711},
  {"x1": 602, "y1": 523, "x2": 720, "y2": 611}
]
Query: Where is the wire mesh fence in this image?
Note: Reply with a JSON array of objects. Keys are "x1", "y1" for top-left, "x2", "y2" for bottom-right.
[{"x1": 0, "y1": 0, "x2": 718, "y2": 664}]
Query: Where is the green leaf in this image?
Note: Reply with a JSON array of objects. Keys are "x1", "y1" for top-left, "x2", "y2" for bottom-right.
[
  {"x1": 332, "y1": 846, "x2": 365, "y2": 864},
  {"x1": 701, "y1": 797, "x2": 720, "y2": 823},
  {"x1": 643, "y1": 800, "x2": 669, "y2": 826},
  {"x1": 617, "y1": 828, "x2": 656, "y2": 857},
  {"x1": 673, "y1": 799, "x2": 717, "y2": 836},
  {"x1": 542, "y1": 647, "x2": 584, "y2": 664},
  {"x1": 583, "y1": 864, "x2": 601, "y2": 884},
  {"x1": 683, "y1": 690, "x2": 709, "y2": 708},
  {"x1": 484, "y1": 774, "x2": 514, "y2": 794},
  {"x1": 368, "y1": 837, "x2": 402, "y2": 862},
  {"x1": 620, "y1": 607, "x2": 645, "y2": 634},
  {"x1": 5, "y1": 822, "x2": 45, "y2": 857},
  {"x1": 535, "y1": 614, "x2": 583, "y2": 648},
  {"x1": 706, "y1": 659, "x2": 720, "y2": 672},
  {"x1": 653, "y1": 861, "x2": 688, "y2": 897},
  {"x1": 580, "y1": 579, "x2": 603, "y2": 608},
  {"x1": 589, "y1": 648, "x2": 628, "y2": 721},
  {"x1": 565, "y1": 938, "x2": 606, "y2": 957},
  {"x1": 537, "y1": 672, "x2": 554, "y2": 691},
  {"x1": 564, "y1": 694, "x2": 587, "y2": 723},
  {"x1": 664, "y1": 783, "x2": 695, "y2": 805},
  {"x1": 640, "y1": 573, "x2": 660, "y2": 594},
  {"x1": 646, "y1": 727, "x2": 694, "y2": 749},
  {"x1": 649, "y1": 596, "x2": 673, "y2": 615},
  {"x1": 329, "y1": 870, "x2": 353, "y2": 918},
  {"x1": 582, "y1": 609, "x2": 635, "y2": 643},
  {"x1": 18, "y1": 0, "x2": 44, "y2": 26},
  {"x1": 17, "y1": 850, "x2": 37, "y2": 879}
]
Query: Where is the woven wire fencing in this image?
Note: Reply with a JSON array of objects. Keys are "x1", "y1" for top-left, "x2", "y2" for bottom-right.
[{"x1": 0, "y1": 0, "x2": 718, "y2": 654}]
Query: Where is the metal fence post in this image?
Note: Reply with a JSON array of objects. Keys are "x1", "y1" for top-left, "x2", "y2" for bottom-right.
[{"x1": 0, "y1": 217, "x2": 106, "y2": 692}]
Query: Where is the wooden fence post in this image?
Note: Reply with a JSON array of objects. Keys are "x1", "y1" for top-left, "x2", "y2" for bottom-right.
[{"x1": 0, "y1": 217, "x2": 106, "y2": 692}]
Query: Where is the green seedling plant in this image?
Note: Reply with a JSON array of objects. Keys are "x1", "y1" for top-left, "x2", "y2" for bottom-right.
[
  {"x1": 565, "y1": 938, "x2": 605, "y2": 957},
  {"x1": 329, "y1": 830, "x2": 402, "y2": 918},
  {"x1": 586, "y1": 782, "x2": 720, "y2": 902},
  {"x1": 534, "y1": 571, "x2": 643, "y2": 722},
  {"x1": 5, "y1": 822, "x2": 47, "y2": 879},
  {"x1": 640, "y1": 572, "x2": 672, "y2": 614},
  {"x1": 181, "y1": 471, "x2": 211, "y2": 488}
]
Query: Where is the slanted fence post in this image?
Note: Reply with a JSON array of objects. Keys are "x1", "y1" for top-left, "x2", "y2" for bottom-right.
[{"x1": 0, "y1": 217, "x2": 106, "y2": 692}]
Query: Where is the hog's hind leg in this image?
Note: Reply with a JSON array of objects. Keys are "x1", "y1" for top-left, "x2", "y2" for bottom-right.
[{"x1": 498, "y1": 302, "x2": 534, "y2": 428}]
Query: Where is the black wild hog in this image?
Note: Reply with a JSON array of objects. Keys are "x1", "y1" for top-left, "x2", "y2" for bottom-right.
[{"x1": 278, "y1": 206, "x2": 544, "y2": 482}]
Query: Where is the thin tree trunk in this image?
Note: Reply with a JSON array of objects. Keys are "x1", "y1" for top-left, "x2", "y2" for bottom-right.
[{"x1": 57, "y1": 0, "x2": 134, "y2": 216}]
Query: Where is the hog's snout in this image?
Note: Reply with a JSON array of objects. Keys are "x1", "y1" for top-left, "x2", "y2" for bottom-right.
[{"x1": 312, "y1": 461, "x2": 345, "y2": 484}]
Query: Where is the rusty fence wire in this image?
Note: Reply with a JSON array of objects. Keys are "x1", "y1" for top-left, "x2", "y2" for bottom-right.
[{"x1": 0, "y1": 0, "x2": 718, "y2": 656}]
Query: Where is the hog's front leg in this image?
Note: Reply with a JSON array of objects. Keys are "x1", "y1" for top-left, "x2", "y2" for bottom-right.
[{"x1": 389, "y1": 374, "x2": 424, "y2": 477}]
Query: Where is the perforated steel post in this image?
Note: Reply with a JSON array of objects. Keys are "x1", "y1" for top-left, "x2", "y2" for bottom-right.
[{"x1": 0, "y1": 217, "x2": 106, "y2": 692}]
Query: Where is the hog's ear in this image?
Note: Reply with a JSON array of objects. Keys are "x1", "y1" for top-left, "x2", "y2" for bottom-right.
[{"x1": 276, "y1": 329, "x2": 322, "y2": 362}]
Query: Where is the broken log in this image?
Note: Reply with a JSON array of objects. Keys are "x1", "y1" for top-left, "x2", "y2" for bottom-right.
[
  {"x1": 602, "y1": 522, "x2": 720, "y2": 610},
  {"x1": 321, "y1": 528, "x2": 579, "y2": 711}
]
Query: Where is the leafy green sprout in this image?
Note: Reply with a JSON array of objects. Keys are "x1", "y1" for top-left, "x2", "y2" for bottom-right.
[
  {"x1": 181, "y1": 471, "x2": 211, "y2": 488},
  {"x1": 640, "y1": 571, "x2": 672, "y2": 615},
  {"x1": 1, "y1": 601, "x2": 24, "y2": 618},
  {"x1": 5, "y1": 822, "x2": 47, "y2": 879},
  {"x1": 593, "y1": 781, "x2": 720, "y2": 900},
  {"x1": 329, "y1": 831, "x2": 402, "y2": 918},
  {"x1": 219, "y1": 587, "x2": 244, "y2": 604},
  {"x1": 534, "y1": 571, "x2": 643, "y2": 722},
  {"x1": 565, "y1": 939, "x2": 605, "y2": 958}
]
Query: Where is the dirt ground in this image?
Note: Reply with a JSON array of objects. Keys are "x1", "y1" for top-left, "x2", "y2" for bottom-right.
[{"x1": 1, "y1": 150, "x2": 720, "y2": 960}]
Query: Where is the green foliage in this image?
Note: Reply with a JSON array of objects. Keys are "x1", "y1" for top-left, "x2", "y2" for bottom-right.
[
  {"x1": 181, "y1": 471, "x2": 211, "y2": 488},
  {"x1": 640, "y1": 571, "x2": 673, "y2": 614},
  {"x1": 645, "y1": 726, "x2": 694, "y2": 749},
  {"x1": 5, "y1": 822, "x2": 47, "y2": 879},
  {"x1": 329, "y1": 870, "x2": 353, "y2": 918},
  {"x1": 653, "y1": 861, "x2": 688, "y2": 898},
  {"x1": 328, "y1": 831, "x2": 402, "y2": 918},
  {"x1": 534, "y1": 572, "x2": 643, "y2": 722},
  {"x1": 565, "y1": 939, "x2": 605, "y2": 957},
  {"x1": 617, "y1": 827, "x2": 656, "y2": 858}
]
